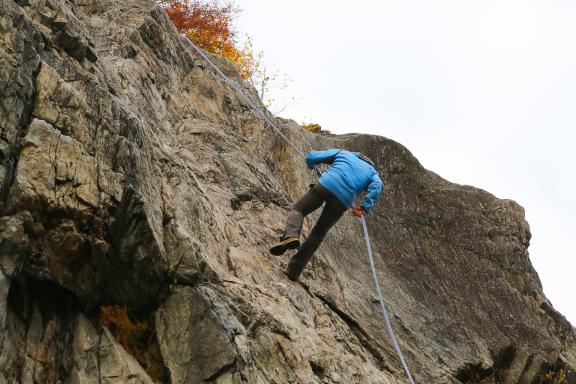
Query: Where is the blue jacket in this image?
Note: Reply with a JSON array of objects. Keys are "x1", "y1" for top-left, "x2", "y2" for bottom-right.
[{"x1": 306, "y1": 149, "x2": 383, "y2": 212}]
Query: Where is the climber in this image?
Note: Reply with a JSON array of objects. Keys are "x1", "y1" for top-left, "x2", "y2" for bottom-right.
[{"x1": 270, "y1": 149, "x2": 383, "y2": 281}]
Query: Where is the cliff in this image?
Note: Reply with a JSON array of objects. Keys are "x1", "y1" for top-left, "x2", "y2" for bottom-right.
[{"x1": 0, "y1": 0, "x2": 575, "y2": 383}]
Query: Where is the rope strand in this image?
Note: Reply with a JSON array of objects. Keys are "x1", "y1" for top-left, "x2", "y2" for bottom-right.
[
  {"x1": 360, "y1": 216, "x2": 415, "y2": 384},
  {"x1": 185, "y1": 39, "x2": 322, "y2": 177}
]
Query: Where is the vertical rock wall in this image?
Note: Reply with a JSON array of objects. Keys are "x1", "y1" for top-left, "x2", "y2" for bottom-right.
[{"x1": 0, "y1": 0, "x2": 575, "y2": 383}]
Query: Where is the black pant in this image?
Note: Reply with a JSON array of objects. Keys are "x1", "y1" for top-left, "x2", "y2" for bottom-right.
[{"x1": 284, "y1": 183, "x2": 347, "y2": 278}]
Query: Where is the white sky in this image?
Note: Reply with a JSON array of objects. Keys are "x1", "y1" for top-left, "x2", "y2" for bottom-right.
[{"x1": 235, "y1": 0, "x2": 576, "y2": 326}]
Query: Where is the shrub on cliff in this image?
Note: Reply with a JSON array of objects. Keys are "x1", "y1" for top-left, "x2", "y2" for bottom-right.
[
  {"x1": 159, "y1": 0, "x2": 292, "y2": 112},
  {"x1": 159, "y1": 0, "x2": 260, "y2": 80}
]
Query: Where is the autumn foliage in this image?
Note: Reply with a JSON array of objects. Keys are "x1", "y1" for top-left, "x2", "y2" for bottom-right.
[
  {"x1": 98, "y1": 305, "x2": 146, "y2": 355},
  {"x1": 159, "y1": 0, "x2": 259, "y2": 79},
  {"x1": 98, "y1": 305, "x2": 164, "y2": 382}
]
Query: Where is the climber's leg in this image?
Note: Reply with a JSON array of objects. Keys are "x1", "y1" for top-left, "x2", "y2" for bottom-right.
[
  {"x1": 270, "y1": 184, "x2": 325, "y2": 256},
  {"x1": 285, "y1": 185, "x2": 326, "y2": 238},
  {"x1": 285, "y1": 190, "x2": 346, "y2": 280}
]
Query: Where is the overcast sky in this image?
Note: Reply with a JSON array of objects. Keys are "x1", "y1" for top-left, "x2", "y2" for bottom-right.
[{"x1": 235, "y1": 0, "x2": 576, "y2": 325}]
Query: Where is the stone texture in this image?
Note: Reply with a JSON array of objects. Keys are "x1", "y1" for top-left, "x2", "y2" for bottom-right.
[
  {"x1": 0, "y1": 0, "x2": 575, "y2": 383},
  {"x1": 155, "y1": 286, "x2": 239, "y2": 383},
  {"x1": 98, "y1": 327, "x2": 155, "y2": 384}
]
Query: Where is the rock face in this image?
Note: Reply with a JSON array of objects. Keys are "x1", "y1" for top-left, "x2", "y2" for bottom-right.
[{"x1": 1, "y1": 0, "x2": 575, "y2": 383}]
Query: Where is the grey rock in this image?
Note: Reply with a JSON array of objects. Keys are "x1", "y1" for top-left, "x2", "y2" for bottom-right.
[
  {"x1": 69, "y1": 313, "x2": 100, "y2": 384},
  {"x1": 98, "y1": 328, "x2": 155, "y2": 384},
  {"x1": 155, "y1": 286, "x2": 239, "y2": 383},
  {"x1": 0, "y1": 212, "x2": 31, "y2": 277}
]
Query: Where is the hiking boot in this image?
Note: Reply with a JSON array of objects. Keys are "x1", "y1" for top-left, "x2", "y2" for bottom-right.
[
  {"x1": 269, "y1": 237, "x2": 300, "y2": 256},
  {"x1": 282, "y1": 266, "x2": 299, "y2": 281}
]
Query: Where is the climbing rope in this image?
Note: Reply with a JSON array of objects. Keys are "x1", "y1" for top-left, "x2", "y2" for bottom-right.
[
  {"x1": 360, "y1": 216, "x2": 415, "y2": 384},
  {"x1": 186, "y1": 39, "x2": 415, "y2": 383},
  {"x1": 185, "y1": 40, "x2": 324, "y2": 177}
]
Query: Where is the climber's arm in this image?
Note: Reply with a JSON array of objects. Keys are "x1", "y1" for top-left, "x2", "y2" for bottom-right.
[
  {"x1": 305, "y1": 149, "x2": 341, "y2": 169},
  {"x1": 360, "y1": 172, "x2": 383, "y2": 213}
]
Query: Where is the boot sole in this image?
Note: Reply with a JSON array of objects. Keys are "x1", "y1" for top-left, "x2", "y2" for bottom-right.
[{"x1": 269, "y1": 239, "x2": 300, "y2": 256}]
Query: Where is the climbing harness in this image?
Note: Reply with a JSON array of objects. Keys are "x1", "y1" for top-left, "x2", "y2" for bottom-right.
[{"x1": 186, "y1": 39, "x2": 416, "y2": 383}]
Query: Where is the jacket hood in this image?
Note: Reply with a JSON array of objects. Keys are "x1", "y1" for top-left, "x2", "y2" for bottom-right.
[{"x1": 357, "y1": 152, "x2": 375, "y2": 166}]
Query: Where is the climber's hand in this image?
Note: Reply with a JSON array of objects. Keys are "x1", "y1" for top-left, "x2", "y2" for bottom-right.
[{"x1": 351, "y1": 206, "x2": 366, "y2": 218}]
